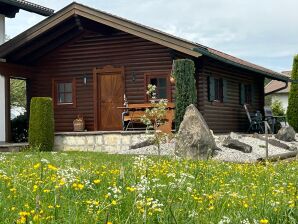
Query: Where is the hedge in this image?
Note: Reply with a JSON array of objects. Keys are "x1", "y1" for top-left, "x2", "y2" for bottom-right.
[{"x1": 29, "y1": 97, "x2": 54, "y2": 151}]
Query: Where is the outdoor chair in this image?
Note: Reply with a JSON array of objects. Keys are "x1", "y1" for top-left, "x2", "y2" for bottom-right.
[
  {"x1": 244, "y1": 104, "x2": 264, "y2": 133},
  {"x1": 264, "y1": 106, "x2": 287, "y2": 134}
]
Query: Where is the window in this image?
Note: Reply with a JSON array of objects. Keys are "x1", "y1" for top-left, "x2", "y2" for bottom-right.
[
  {"x1": 145, "y1": 73, "x2": 170, "y2": 100},
  {"x1": 214, "y1": 78, "x2": 223, "y2": 101},
  {"x1": 240, "y1": 83, "x2": 252, "y2": 105},
  {"x1": 53, "y1": 79, "x2": 76, "y2": 107},
  {"x1": 208, "y1": 76, "x2": 227, "y2": 102},
  {"x1": 244, "y1": 84, "x2": 252, "y2": 104},
  {"x1": 57, "y1": 82, "x2": 73, "y2": 104}
]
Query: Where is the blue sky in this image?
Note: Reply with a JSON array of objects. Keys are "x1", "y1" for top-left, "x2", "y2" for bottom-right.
[{"x1": 5, "y1": 0, "x2": 298, "y2": 72}]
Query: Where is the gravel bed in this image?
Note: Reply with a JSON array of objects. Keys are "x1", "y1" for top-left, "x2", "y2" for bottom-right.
[
  {"x1": 107, "y1": 134, "x2": 298, "y2": 163},
  {"x1": 212, "y1": 135, "x2": 297, "y2": 163},
  {"x1": 107, "y1": 142, "x2": 175, "y2": 156}
]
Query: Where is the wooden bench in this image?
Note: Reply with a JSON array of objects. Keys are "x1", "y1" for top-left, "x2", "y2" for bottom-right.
[{"x1": 122, "y1": 103, "x2": 175, "y2": 133}]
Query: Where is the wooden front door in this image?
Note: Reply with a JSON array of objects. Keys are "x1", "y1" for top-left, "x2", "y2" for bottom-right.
[{"x1": 93, "y1": 66, "x2": 124, "y2": 131}]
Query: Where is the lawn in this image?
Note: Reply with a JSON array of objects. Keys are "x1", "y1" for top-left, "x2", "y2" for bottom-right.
[{"x1": 0, "y1": 152, "x2": 297, "y2": 224}]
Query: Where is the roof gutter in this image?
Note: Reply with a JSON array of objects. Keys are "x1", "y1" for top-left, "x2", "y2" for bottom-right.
[
  {"x1": 0, "y1": 0, "x2": 54, "y2": 16},
  {"x1": 265, "y1": 81, "x2": 288, "y2": 96},
  {"x1": 193, "y1": 47, "x2": 289, "y2": 82},
  {"x1": 265, "y1": 78, "x2": 298, "y2": 96}
]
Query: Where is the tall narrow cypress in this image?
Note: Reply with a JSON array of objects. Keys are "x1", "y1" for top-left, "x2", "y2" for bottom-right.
[
  {"x1": 287, "y1": 55, "x2": 298, "y2": 132},
  {"x1": 173, "y1": 59, "x2": 197, "y2": 130}
]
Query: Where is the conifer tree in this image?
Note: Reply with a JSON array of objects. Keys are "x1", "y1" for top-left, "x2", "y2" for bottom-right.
[
  {"x1": 173, "y1": 59, "x2": 197, "y2": 129},
  {"x1": 287, "y1": 55, "x2": 298, "y2": 132}
]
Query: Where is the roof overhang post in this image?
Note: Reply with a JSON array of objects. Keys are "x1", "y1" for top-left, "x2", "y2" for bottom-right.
[{"x1": 0, "y1": 13, "x2": 6, "y2": 142}]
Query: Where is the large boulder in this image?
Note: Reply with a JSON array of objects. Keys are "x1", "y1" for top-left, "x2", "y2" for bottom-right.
[
  {"x1": 175, "y1": 104, "x2": 217, "y2": 159},
  {"x1": 223, "y1": 138, "x2": 252, "y2": 153},
  {"x1": 276, "y1": 126, "x2": 296, "y2": 142}
]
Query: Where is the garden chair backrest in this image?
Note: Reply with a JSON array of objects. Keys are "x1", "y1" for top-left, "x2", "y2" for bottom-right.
[{"x1": 264, "y1": 106, "x2": 273, "y2": 117}]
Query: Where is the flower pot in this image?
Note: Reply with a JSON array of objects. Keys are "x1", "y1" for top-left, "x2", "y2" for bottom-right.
[{"x1": 73, "y1": 115, "x2": 85, "y2": 132}]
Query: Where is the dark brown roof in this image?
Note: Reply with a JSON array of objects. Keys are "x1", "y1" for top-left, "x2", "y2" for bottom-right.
[
  {"x1": 265, "y1": 71, "x2": 291, "y2": 94},
  {"x1": 0, "y1": 0, "x2": 54, "y2": 17},
  {"x1": 0, "y1": 2, "x2": 290, "y2": 81}
]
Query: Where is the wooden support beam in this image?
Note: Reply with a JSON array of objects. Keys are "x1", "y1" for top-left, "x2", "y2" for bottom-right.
[
  {"x1": 4, "y1": 76, "x2": 11, "y2": 142},
  {"x1": 12, "y1": 20, "x2": 78, "y2": 61},
  {"x1": 0, "y1": 62, "x2": 34, "y2": 78},
  {"x1": 23, "y1": 28, "x2": 82, "y2": 64}
]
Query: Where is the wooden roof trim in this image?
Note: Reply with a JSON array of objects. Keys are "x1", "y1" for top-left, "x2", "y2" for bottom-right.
[
  {"x1": 0, "y1": 61, "x2": 34, "y2": 77},
  {"x1": 0, "y1": 5, "x2": 76, "y2": 56},
  {"x1": 0, "y1": 0, "x2": 54, "y2": 16},
  {"x1": 0, "y1": 3, "x2": 201, "y2": 58},
  {"x1": 73, "y1": 5, "x2": 201, "y2": 57}
]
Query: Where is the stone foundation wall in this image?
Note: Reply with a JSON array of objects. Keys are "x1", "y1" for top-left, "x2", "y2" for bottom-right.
[{"x1": 54, "y1": 131, "x2": 151, "y2": 152}]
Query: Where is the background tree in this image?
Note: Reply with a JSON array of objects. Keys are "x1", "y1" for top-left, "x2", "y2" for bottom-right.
[
  {"x1": 173, "y1": 59, "x2": 197, "y2": 129},
  {"x1": 10, "y1": 79, "x2": 27, "y2": 108},
  {"x1": 287, "y1": 54, "x2": 298, "y2": 132},
  {"x1": 271, "y1": 99, "x2": 285, "y2": 116}
]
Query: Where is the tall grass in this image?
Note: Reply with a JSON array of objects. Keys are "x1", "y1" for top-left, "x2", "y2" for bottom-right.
[{"x1": 0, "y1": 152, "x2": 296, "y2": 223}]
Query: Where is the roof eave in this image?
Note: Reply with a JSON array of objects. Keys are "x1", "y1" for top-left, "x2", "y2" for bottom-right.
[
  {"x1": 0, "y1": 0, "x2": 54, "y2": 16},
  {"x1": 193, "y1": 47, "x2": 289, "y2": 82},
  {"x1": 0, "y1": 3, "x2": 202, "y2": 59}
]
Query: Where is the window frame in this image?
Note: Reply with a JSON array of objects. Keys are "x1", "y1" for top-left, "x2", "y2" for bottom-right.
[
  {"x1": 144, "y1": 72, "x2": 172, "y2": 102},
  {"x1": 244, "y1": 84, "x2": 252, "y2": 104},
  {"x1": 214, "y1": 78, "x2": 224, "y2": 102},
  {"x1": 239, "y1": 83, "x2": 253, "y2": 105},
  {"x1": 208, "y1": 76, "x2": 225, "y2": 103},
  {"x1": 52, "y1": 78, "x2": 77, "y2": 108}
]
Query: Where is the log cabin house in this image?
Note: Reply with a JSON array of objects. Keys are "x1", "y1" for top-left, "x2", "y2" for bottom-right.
[{"x1": 0, "y1": 2, "x2": 289, "y2": 141}]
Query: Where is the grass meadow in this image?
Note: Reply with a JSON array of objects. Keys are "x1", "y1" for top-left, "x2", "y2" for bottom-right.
[{"x1": 0, "y1": 152, "x2": 297, "y2": 223}]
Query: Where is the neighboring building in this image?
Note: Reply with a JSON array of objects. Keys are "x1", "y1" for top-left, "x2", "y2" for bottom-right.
[
  {"x1": 265, "y1": 71, "x2": 291, "y2": 111},
  {"x1": 0, "y1": 0, "x2": 53, "y2": 142},
  {"x1": 0, "y1": 2, "x2": 289, "y2": 138}
]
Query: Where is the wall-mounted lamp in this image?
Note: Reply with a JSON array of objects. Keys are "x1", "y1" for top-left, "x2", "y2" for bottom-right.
[
  {"x1": 83, "y1": 76, "x2": 87, "y2": 85},
  {"x1": 132, "y1": 72, "x2": 136, "y2": 82}
]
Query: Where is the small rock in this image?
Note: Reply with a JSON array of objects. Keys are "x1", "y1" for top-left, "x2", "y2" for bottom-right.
[
  {"x1": 130, "y1": 138, "x2": 155, "y2": 150},
  {"x1": 276, "y1": 126, "x2": 296, "y2": 142},
  {"x1": 223, "y1": 138, "x2": 253, "y2": 153},
  {"x1": 268, "y1": 139, "x2": 290, "y2": 150}
]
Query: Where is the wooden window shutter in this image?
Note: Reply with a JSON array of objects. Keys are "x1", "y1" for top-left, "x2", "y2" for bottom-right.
[
  {"x1": 239, "y1": 83, "x2": 245, "y2": 105},
  {"x1": 251, "y1": 84, "x2": 255, "y2": 105},
  {"x1": 208, "y1": 76, "x2": 215, "y2": 101},
  {"x1": 223, "y1": 79, "x2": 228, "y2": 103}
]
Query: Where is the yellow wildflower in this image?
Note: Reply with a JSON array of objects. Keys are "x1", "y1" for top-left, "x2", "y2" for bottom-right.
[
  {"x1": 111, "y1": 200, "x2": 117, "y2": 205},
  {"x1": 93, "y1": 179, "x2": 101, "y2": 184},
  {"x1": 260, "y1": 219, "x2": 269, "y2": 224},
  {"x1": 33, "y1": 163, "x2": 40, "y2": 169},
  {"x1": 48, "y1": 164, "x2": 58, "y2": 171},
  {"x1": 126, "y1": 186, "x2": 136, "y2": 192}
]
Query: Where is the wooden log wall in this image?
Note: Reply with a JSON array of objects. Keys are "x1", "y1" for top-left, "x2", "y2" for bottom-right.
[
  {"x1": 29, "y1": 30, "x2": 265, "y2": 133},
  {"x1": 198, "y1": 57, "x2": 264, "y2": 133},
  {"x1": 32, "y1": 30, "x2": 174, "y2": 132}
]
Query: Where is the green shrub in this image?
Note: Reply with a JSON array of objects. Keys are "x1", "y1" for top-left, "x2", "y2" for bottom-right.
[
  {"x1": 29, "y1": 97, "x2": 54, "y2": 151},
  {"x1": 173, "y1": 59, "x2": 197, "y2": 129},
  {"x1": 287, "y1": 55, "x2": 298, "y2": 132},
  {"x1": 271, "y1": 99, "x2": 285, "y2": 116}
]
